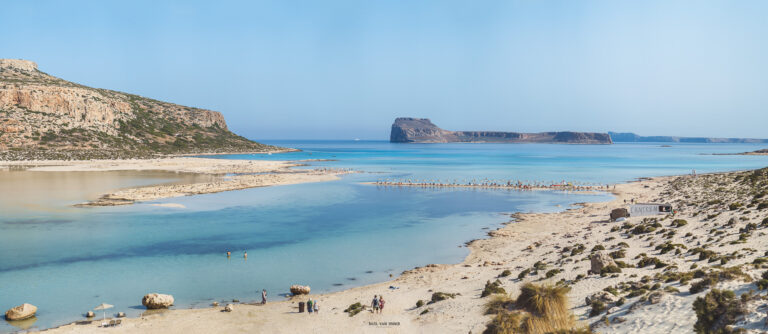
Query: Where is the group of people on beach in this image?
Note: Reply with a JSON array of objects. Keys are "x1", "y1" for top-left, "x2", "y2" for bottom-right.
[
  {"x1": 306, "y1": 299, "x2": 319, "y2": 314},
  {"x1": 371, "y1": 295, "x2": 385, "y2": 314}
]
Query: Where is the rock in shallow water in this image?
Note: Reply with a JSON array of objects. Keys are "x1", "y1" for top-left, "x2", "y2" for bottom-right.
[
  {"x1": 290, "y1": 285, "x2": 311, "y2": 295},
  {"x1": 142, "y1": 293, "x2": 174, "y2": 309},
  {"x1": 5, "y1": 303, "x2": 37, "y2": 321}
]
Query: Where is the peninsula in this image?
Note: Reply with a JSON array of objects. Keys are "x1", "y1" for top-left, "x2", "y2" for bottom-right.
[
  {"x1": 0, "y1": 59, "x2": 285, "y2": 160},
  {"x1": 390, "y1": 117, "x2": 612, "y2": 144}
]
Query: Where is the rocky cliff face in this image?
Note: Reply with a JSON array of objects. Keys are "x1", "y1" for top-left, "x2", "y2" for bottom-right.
[
  {"x1": 0, "y1": 59, "x2": 278, "y2": 160},
  {"x1": 390, "y1": 117, "x2": 612, "y2": 144}
]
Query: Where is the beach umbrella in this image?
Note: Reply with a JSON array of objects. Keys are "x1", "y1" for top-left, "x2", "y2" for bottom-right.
[{"x1": 94, "y1": 303, "x2": 114, "y2": 322}]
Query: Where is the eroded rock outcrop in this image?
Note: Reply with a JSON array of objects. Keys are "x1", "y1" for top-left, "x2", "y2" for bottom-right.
[
  {"x1": 390, "y1": 117, "x2": 612, "y2": 144},
  {"x1": 590, "y1": 251, "x2": 616, "y2": 274}
]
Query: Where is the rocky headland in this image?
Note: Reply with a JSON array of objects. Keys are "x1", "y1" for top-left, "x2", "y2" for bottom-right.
[
  {"x1": 390, "y1": 117, "x2": 612, "y2": 144},
  {"x1": 0, "y1": 59, "x2": 283, "y2": 160}
]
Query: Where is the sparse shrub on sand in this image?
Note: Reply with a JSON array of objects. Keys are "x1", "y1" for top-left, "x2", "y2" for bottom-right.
[
  {"x1": 690, "y1": 277, "x2": 717, "y2": 294},
  {"x1": 534, "y1": 261, "x2": 548, "y2": 270},
  {"x1": 416, "y1": 300, "x2": 425, "y2": 308},
  {"x1": 588, "y1": 300, "x2": 605, "y2": 317},
  {"x1": 344, "y1": 302, "x2": 364, "y2": 316},
  {"x1": 500, "y1": 269, "x2": 512, "y2": 277},
  {"x1": 614, "y1": 260, "x2": 630, "y2": 268},
  {"x1": 671, "y1": 219, "x2": 688, "y2": 227},
  {"x1": 519, "y1": 268, "x2": 532, "y2": 280},
  {"x1": 484, "y1": 294, "x2": 514, "y2": 315},
  {"x1": 600, "y1": 265, "x2": 622, "y2": 275},
  {"x1": 545, "y1": 269, "x2": 562, "y2": 278},
  {"x1": 637, "y1": 256, "x2": 667, "y2": 269},
  {"x1": 693, "y1": 289, "x2": 745, "y2": 334},
  {"x1": 482, "y1": 280, "x2": 507, "y2": 298},
  {"x1": 591, "y1": 245, "x2": 605, "y2": 252},
  {"x1": 729, "y1": 202, "x2": 743, "y2": 210},
  {"x1": 615, "y1": 297, "x2": 626, "y2": 306},
  {"x1": 609, "y1": 250, "x2": 626, "y2": 259},
  {"x1": 430, "y1": 292, "x2": 458, "y2": 303}
]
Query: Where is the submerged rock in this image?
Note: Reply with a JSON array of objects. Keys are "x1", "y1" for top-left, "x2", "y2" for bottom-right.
[
  {"x1": 5, "y1": 303, "x2": 37, "y2": 321},
  {"x1": 142, "y1": 293, "x2": 174, "y2": 309}
]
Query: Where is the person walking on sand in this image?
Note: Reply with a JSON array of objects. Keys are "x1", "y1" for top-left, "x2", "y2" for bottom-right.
[
  {"x1": 379, "y1": 296, "x2": 385, "y2": 314},
  {"x1": 307, "y1": 299, "x2": 314, "y2": 314},
  {"x1": 371, "y1": 295, "x2": 379, "y2": 314},
  {"x1": 261, "y1": 289, "x2": 267, "y2": 304},
  {"x1": 313, "y1": 299, "x2": 319, "y2": 314}
]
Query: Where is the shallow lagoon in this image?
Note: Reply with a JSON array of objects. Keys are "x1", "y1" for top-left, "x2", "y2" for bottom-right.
[{"x1": 1, "y1": 141, "x2": 768, "y2": 332}]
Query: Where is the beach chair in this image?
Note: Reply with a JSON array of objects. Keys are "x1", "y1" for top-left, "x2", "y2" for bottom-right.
[
  {"x1": 114, "y1": 319, "x2": 122, "y2": 327},
  {"x1": 108, "y1": 320, "x2": 116, "y2": 327}
]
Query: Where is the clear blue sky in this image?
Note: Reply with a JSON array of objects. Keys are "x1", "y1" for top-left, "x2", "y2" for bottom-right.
[{"x1": 1, "y1": 0, "x2": 767, "y2": 139}]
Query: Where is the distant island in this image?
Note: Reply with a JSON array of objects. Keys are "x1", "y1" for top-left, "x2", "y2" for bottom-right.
[
  {"x1": 608, "y1": 131, "x2": 768, "y2": 143},
  {"x1": 714, "y1": 148, "x2": 768, "y2": 156},
  {"x1": 0, "y1": 59, "x2": 285, "y2": 160},
  {"x1": 390, "y1": 117, "x2": 612, "y2": 144}
]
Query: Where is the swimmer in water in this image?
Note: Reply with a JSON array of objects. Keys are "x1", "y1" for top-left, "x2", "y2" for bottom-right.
[
  {"x1": 226, "y1": 251, "x2": 231, "y2": 257},
  {"x1": 244, "y1": 251, "x2": 248, "y2": 259}
]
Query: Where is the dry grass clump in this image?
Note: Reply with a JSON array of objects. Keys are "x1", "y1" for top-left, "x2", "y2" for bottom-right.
[{"x1": 484, "y1": 283, "x2": 588, "y2": 334}]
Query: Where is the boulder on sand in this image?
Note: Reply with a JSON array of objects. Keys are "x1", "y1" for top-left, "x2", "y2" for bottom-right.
[
  {"x1": 224, "y1": 304, "x2": 234, "y2": 312},
  {"x1": 5, "y1": 303, "x2": 37, "y2": 321},
  {"x1": 610, "y1": 208, "x2": 629, "y2": 221},
  {"x1": 590, "y1": 251, "x2": 616, "y2": 275},
  {"x1": 290, "y1": 285, "x2": 311, "y2": 295},
  {"x1": 141, "y1": 293, "x2": 174, "y2": 309}
]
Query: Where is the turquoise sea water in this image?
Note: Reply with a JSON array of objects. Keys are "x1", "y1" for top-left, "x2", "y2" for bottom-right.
[{"x1": 1, "y1": 141, "x2": 768, "y2": 332}]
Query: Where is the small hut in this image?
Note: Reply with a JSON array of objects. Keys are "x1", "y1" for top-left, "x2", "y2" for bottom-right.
[{"x1": 630, "y1": 203, "x2": 673, "y2": 217}]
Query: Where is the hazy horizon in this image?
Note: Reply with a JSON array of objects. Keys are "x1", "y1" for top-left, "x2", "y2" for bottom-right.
[{"x1": 2, "y1": 0, "x2": 767, "y2": 140}]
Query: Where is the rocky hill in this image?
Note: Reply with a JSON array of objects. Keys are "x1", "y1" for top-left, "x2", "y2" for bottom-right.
[
  {"x1": 608, "y1": 131, "x2": 768, "y2": 143},
  {"x1": 390, "y1": 117, "x2": 612, "y2": 144},
  {"x1": 0, "y1": 59, "x2": 281, "y2": 160}
]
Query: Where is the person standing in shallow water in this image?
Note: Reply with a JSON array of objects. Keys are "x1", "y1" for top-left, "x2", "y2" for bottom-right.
[{"x1": 261, "y1": 289, "x2": 267, "y2": 304}]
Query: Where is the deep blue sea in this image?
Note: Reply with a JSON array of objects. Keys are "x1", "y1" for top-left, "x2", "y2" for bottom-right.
[{"x1": 1, "y1": 141, "x2": 768, "y2": 332}]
